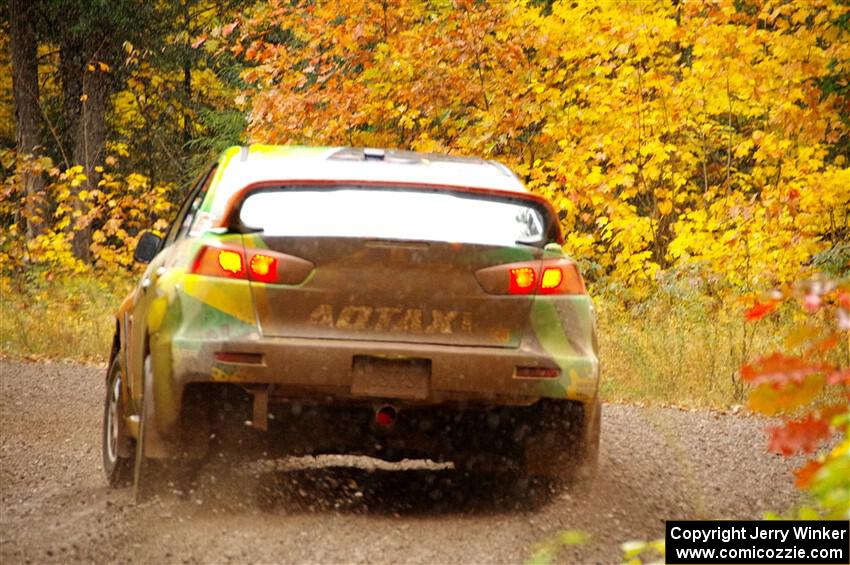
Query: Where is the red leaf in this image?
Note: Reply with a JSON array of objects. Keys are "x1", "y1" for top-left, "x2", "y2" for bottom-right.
[
  {"x1": 767, "y1": 415, "x2": 830, "y2": 456},
  {"x1": 741, "y1": 353, "x2": 828, "y2": 386},
  {"x1": 745, "y1": 301, "x2": 777, "y2": 321},
  {"x1": 191, "y1": 34, "x2": 207, "y2": 49},
  {"x1": 222, "y1": 22, "x2": 237, "y2": 37},
  {"x1": 794, "y1": 459, "x2": 823, "y2": 489}
]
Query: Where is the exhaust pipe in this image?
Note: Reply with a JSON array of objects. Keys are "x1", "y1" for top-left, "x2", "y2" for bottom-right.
[{"x1": 374, "y1": 405, "x2": 398, "y2": 428}]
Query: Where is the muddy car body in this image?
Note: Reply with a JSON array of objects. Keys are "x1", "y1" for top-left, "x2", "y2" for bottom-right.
[{"x1": 102, "y1": 145, "x2": 600, "y2": 496}]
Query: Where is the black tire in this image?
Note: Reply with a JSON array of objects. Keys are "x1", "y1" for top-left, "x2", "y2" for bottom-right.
[{"x1": 103, "y1": 357, "x2": 134, "y2": 487}]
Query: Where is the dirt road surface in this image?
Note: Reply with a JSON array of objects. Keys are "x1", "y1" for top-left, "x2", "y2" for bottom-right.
[{"x1": 1, "y1": 359, "x2": 804, "y2": 564}]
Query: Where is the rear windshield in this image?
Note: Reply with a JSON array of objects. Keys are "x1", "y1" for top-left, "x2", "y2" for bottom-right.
[{"x1": 238, "y1": 188, "x2": 556, "y2": 246}]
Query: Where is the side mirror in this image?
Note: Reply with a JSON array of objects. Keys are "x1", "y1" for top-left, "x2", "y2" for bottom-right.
[{"x1": 134, "y1": 231, "x2": 163, "y2": 263}]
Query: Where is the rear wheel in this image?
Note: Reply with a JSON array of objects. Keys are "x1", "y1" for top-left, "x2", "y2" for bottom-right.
[{"x1": 103, "y1": 358, "x2": 134, "y2": 487}]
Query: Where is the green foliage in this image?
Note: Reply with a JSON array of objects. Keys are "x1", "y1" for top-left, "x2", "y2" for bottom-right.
[
  {"x1": 811, "y1": 242, "x2": 850, "y2": 278},
  {"x1": 183, "y1": 107, "x2": 246, "y2": 174}
]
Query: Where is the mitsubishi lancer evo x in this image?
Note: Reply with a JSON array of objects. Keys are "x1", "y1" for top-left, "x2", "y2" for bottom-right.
[{"x1": 102, "y1": 145, "x2": 600, "y2": 499}]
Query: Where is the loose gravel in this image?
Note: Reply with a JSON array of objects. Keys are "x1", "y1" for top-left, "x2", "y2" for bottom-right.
[{"x1": 0, "y1": 359, "x2": 805, "y2": 564}]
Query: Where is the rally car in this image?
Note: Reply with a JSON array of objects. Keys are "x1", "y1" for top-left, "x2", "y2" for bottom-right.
[{"x1": 102, "y1": 145, "x2": 600, "y2": 499}]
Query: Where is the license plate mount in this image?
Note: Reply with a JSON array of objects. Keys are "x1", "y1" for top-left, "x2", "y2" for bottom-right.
[{"x1": 351, "y1": 356, "x2": 431, "y2": 400}]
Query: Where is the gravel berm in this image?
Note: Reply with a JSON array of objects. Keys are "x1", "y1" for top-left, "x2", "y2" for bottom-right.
[{"x1": 1, "y1": 359, "x2": 804, "y2": 564}]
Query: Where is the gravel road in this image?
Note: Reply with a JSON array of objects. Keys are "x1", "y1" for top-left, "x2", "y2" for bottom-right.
[{"x1": 1, "y1": 359, "x2": 805, "y2": 564}]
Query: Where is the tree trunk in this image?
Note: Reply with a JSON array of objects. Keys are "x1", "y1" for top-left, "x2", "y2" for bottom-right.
[
  {"x1": 183, "y1": 0, "x2": 193, "y2": 144},
  {"x1": 70, "y1": 56, "x2": 109, "y2": 263},
  {"x1": 60, "y1": 27, "x2": 112, "y2": 263},
  {"x1": 59, "y1": 40, "x2": 83, "y2": 164},
  {"x1": 9, "y1": 0, "x2": 46, "y2": 241}
]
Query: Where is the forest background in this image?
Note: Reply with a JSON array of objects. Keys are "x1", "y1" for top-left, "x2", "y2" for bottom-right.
[{"x1": 1, "y1": 0, "x2": 848, "y2": 409}]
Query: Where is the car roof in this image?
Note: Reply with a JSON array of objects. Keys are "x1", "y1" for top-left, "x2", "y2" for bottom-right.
[
  {"x1": 227, "y1": 145, "x2": 525, "y2": 191},
  {"x1": 202, "y1": 145, "x2": 528, "y2": 222}
]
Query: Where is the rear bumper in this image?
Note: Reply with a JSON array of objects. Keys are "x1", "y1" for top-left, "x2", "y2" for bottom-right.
[
  {"x1": 135, "y1": 327, "x2": 601, "y2": 467},
  {"x1": 145, "y1": 333, "x2": 596, "y2": 440},
  {"x1": 171, "y1": 335, "x2": 598, "y2": 402}
]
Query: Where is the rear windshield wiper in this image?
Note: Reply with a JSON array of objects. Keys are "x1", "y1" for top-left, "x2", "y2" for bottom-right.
[
  {"x1": 515, "y1": 240, "x2": 545, "y2": 249},
  {"x1": 217, "y1": 223, "x2": 264, "y2": 235}
]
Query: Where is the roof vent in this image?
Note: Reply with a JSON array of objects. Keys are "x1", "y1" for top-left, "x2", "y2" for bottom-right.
[{"x1": 363, "y1": 148, "x2": 385, "y2": 161}]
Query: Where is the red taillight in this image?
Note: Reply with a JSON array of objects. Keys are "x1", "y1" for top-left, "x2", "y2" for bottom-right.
[
  {"x1": 217, "y1": 249, "x2": 244, "y2": 275},
  {"x1": 249, "y1": 254, "x2": 278, "y2": 282},
  {"x1": 540, "y1": 267, "x2": 563, "y2": 290},
  {"x1": 476, "y1": 259, "x2": 586, "y2": 295},
  {"x1": 509, "y1": 267, "x2": 536, "y2": 294},
  {"x1": 190, "y1": 245, "x2": 279, "y2": 283},
  {"x1": 191, "y1": 245, "x2": 247, "y2": 279},
  {"x1": 538, "y1": 262, "x2": 586, "y2": 295}
]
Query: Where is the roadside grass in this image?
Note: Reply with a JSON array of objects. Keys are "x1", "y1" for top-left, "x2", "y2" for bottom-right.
[
  {"x1": 597, "y1": 286, "x2": 791, "y2": 409},
  {"x1": 1, "y1": 273, "x2": 797, "y2": 409},
  {"x1": 0, "y1": 273, "x2": 131, "y2": 363}
]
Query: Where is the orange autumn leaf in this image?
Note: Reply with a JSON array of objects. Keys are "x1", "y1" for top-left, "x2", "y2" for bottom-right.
[
  {"x1": 741, "y1": 353, "x2": 829, "y2": 387},
  {"x1": 767, "y1": 415, "x2": 830, "y2": 456},
  {"x1": 794, "y1": 459, "x2": 823, "y2": 489},
  {"x1": 745, "y1": 301, "x2": 778, "y2": 322}
]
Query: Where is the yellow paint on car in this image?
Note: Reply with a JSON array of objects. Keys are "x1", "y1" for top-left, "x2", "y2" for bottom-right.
[
  {"x1": 182, "y1": 274, "x2": 255, "y2": 324},
  {"x1": 147, "y1": 297, "x2": 169, "y2": 333}
]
